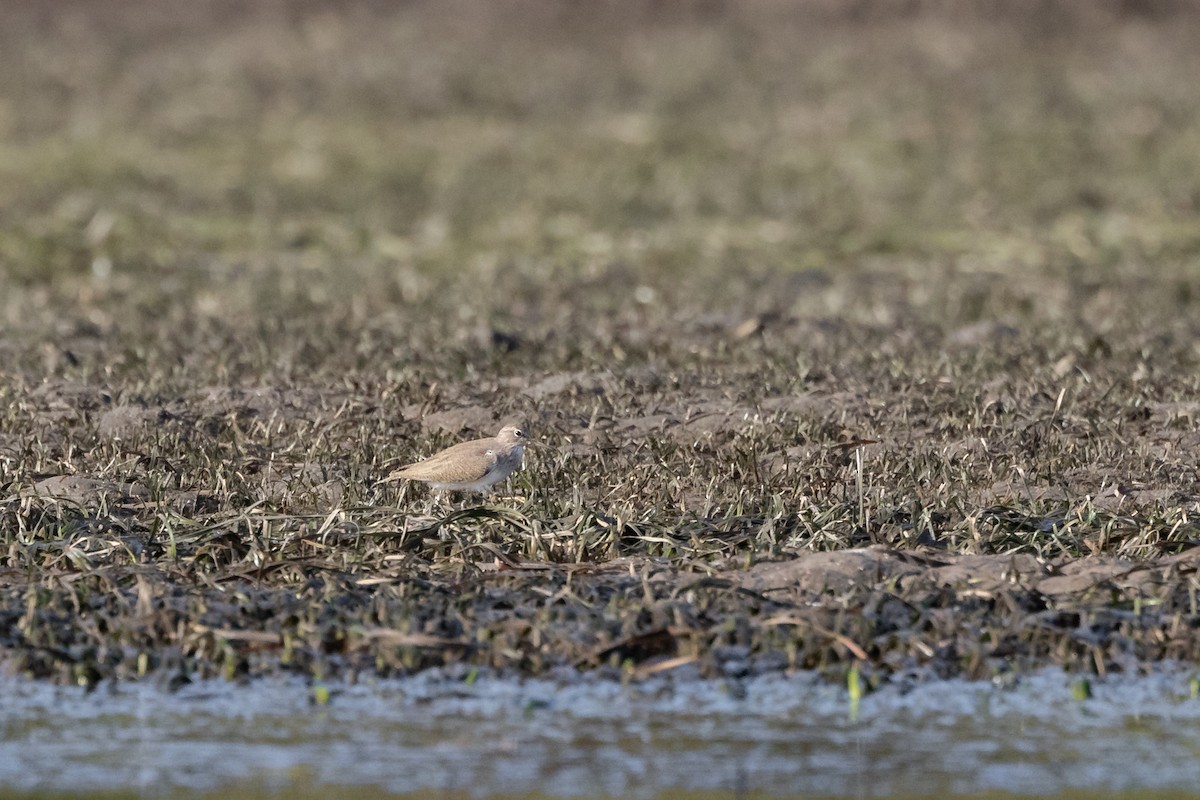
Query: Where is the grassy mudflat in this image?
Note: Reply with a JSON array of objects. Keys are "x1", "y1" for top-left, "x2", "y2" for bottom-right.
[{"x1": 1, "y1": 0, "x2": 1199, "y2": 686}]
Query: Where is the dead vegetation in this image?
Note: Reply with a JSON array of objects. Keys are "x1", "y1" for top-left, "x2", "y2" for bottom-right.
[{"x1": 1, "y1": 0, "x2": 1200, "y2": 687}]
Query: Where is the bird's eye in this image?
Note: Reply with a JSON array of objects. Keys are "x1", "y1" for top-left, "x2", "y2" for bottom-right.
[{"x1": 515, "y1": 429, "x2": 525, "y2": 438}]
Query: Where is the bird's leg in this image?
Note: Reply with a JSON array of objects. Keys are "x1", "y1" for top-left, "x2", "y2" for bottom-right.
[
  {"x1": 421, "y1": 490, "x2": 445, "y2": 518},
  {"x1": 437, "y1": 490, "x2": 466, "y2": 516}
]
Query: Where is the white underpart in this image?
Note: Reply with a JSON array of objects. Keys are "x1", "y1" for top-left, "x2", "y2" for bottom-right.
[{"x1": 429, "y1": 444, "x2": 525, "y2": 493}]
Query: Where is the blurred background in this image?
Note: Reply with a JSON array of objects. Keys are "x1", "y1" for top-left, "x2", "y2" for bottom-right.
[{"x1": 1, "y1": 0, "x2": 1199, "y2": 387}]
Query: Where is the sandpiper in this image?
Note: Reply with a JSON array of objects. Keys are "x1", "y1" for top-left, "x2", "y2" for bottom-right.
[{"x1": 386, "y1": 424, "x2": 528, "y2": 496}]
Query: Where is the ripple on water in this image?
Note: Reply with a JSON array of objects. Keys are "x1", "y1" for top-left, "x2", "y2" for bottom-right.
[{"x1": 2, "y1": 667, "x2": 1200, "y2": 798}]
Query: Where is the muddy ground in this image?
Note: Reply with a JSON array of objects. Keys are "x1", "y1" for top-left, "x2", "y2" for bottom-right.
[{"x1": 2, "y1": 0, "x2": 1200, "y2": 687}]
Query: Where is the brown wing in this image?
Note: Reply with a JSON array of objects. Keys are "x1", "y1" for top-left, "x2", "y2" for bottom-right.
[{"x1": 391, "y1": 440, "x2": 497, "y2": 483}]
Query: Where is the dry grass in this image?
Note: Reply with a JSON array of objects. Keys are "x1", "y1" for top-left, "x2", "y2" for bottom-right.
[{"x1": 1, "y1": 0, "x2": 1200, "y2": 686}]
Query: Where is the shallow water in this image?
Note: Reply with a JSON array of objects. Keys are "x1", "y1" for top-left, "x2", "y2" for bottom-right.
[{"x1": 3, "y1": 668, "x2": 1200, "y2": 799}]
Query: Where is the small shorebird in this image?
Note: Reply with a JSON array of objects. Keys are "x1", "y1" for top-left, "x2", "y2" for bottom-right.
[{"x1": 385, "y1": 424, "x2": 529, "y2": 498}]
